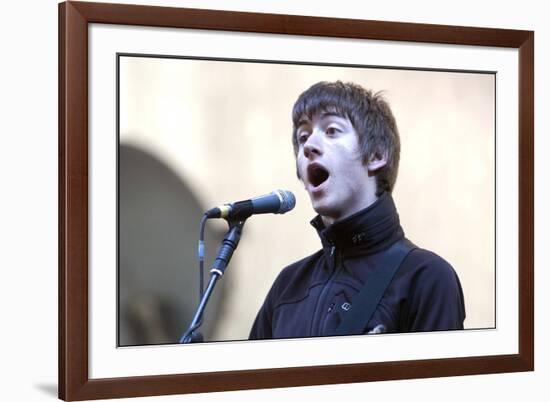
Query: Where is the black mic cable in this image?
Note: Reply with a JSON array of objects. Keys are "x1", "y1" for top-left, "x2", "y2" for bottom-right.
[{"x1": 198, "y1": 213, "x2": 208, "y2": 301}]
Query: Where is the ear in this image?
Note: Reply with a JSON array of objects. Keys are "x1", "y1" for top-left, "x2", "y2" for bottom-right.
[{"x1": 366, "y1": 151, "x2": 388, "y2": 172}]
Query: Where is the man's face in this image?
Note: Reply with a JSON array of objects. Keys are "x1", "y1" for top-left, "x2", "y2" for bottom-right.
[{"x1": 296, "y1": 111, "x2": 378, "y2": 226}]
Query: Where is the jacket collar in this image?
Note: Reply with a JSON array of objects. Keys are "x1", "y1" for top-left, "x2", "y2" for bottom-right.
[{"x1": 310, "y1": 192, "x2": 404, "y2": 255}]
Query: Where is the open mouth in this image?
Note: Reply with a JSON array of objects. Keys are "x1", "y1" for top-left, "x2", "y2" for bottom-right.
[{"x1": 307, "y1": 163, "x2": 330, "y2": 188}]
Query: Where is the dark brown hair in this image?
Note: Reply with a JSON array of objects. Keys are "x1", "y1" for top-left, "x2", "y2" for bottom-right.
[{"x1": 291, "y1": 81, "x2": 400, "y2": 196}]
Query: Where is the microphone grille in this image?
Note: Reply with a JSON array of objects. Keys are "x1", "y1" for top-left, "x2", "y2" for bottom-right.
[{"x1": 274, "y1": 190, "x2": 296, "y2": 214}]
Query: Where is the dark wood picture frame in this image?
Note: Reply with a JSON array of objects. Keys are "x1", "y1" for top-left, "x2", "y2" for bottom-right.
[{"x1": 59, "y1": 1, "x2": 534, "y2": 400}]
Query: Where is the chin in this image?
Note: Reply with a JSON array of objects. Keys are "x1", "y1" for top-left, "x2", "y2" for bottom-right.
[{"x1": 310, "y1": 200, "x2": 338, "y2": 220}]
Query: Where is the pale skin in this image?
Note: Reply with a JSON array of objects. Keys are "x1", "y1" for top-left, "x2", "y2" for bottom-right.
[{"x1": 295, "y1": 112, "x2": 388, "y2": 227}]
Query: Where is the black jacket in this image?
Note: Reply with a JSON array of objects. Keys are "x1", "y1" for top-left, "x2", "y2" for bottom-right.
[{"x1": 249, "y1": 193, "x2": 466, "y2": 339}]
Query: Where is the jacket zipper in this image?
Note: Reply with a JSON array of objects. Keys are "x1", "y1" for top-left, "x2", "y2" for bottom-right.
[{"x1": 310, "y1": 245, "x2": 339, "y2": 336}]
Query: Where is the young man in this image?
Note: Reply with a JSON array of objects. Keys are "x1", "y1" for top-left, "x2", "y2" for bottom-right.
[{"x1": 249, "y1": 81, "x2": 465, "y2": 339}]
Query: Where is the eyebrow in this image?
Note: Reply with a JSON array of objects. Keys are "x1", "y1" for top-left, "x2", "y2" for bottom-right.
[
  {"x1": 296, "y1": 118, "x2": 310, "y2": 128},
  {"x1": 319, "y1": 111, "x2": 344, "y2": 119},
  {"x1": 296, "y1": 111, "x2": 345, "y2": 128}
]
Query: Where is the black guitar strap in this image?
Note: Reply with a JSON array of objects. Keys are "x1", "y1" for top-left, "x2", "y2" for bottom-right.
[{"x1": 334, "y1": 239, "x2": 416, "y2": 336}]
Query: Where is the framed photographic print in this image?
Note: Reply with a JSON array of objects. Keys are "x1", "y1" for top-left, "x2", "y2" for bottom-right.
[{"x1": 59, "y1": 1, "x2": 533, "y2": 400}]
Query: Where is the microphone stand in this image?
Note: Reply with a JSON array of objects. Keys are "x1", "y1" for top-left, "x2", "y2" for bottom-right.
[{"x1": 179, "y1": 218, "x2": 246, "y2": 344}]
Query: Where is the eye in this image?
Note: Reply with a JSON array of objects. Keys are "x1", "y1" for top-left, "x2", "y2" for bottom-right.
[
  {"x1": 297, "y1": 131, "x2": 310, "y2": 144},
  {"x1": 326, "y1": 126, "x2": 341, "y2": 136}
]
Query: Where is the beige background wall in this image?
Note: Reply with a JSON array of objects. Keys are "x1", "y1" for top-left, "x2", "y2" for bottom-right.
[{"x1": 119, "y1": 56, "x2": 495, "y2": 341}]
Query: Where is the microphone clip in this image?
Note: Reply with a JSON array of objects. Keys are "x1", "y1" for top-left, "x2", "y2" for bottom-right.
[{"x1": 210, "y1": 219, "x2": 246, "y2": 276}]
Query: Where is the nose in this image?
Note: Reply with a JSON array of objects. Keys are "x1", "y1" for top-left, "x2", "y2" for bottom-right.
[{"x1": 303, "y1": 129, "x2": 323, "y2": 159}]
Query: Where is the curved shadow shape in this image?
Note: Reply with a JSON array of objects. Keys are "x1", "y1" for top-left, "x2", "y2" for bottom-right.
[{"x1": 119, "y1": 144, "x2": 224, "y2": 346}]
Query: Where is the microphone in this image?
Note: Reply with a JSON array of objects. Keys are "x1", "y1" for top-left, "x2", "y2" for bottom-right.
[{"x1": 205, "y1": 190, "x2": 296, "y2": 220}]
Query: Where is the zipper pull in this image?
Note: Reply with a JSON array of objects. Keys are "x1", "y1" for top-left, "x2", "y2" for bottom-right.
[{"x1": 330, "y1": 246, "x2": 335, "y2": 257}]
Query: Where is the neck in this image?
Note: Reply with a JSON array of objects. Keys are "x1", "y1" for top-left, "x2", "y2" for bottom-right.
[{"x1": 320, "y1": 189, "x2": 379, "y2": 227}]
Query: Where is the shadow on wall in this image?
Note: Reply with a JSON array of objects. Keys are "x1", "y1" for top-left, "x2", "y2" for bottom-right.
[{"x1": 118, "y1": 143, "x2": 224, "y2": 346}]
